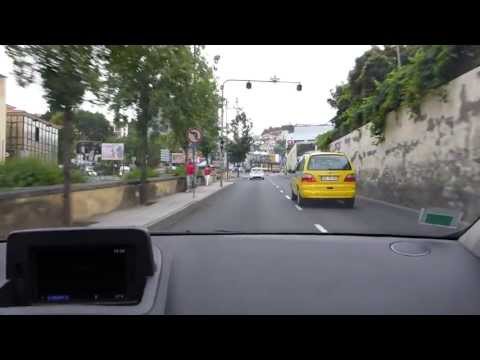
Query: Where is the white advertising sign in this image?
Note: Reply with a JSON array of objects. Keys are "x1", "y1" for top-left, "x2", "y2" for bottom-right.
[
  {"x1": 101, "y1": 143, "x2": 124, "y2": 161},
  {"x1": 171, "y1": 152, "x2": 185, "y2": 164}
]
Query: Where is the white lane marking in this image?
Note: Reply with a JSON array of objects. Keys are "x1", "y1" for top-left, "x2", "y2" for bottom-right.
[
  {"x1": 295, "y1": 205, "x2": 302, "y2": 211},
  {"x1": 285, "y1": 195, "x2": 291, "y2": 200},
  {"x1": 280, "y1": 190, "x2": 284, "y2": 193},
  {"x1": 314, "y1": 224, "x2": 328, "y2": 233}
]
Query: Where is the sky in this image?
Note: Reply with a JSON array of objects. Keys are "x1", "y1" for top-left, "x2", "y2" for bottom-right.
[{"x1": 0, "y1": 45, "x2": 372, "y2": 135}]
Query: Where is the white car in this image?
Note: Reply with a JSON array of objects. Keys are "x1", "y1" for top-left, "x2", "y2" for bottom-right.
[
  {"x1": 249, "y1": 168, "x2": 265, "y2": 180},
  {"x1": 119, "y1": 165, "x2": 131, "y2": 176}
]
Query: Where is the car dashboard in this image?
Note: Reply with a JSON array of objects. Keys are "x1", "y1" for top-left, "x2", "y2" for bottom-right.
[{"x1": 1, "y1": 230, "x2": 480, "y2": 315}]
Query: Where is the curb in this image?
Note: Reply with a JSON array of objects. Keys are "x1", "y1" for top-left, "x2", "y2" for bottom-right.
[
  {"x1": 357, "y1": 195, "x2": 420, "y2": 214},
  {"x1": 146, "y1": 182, "x2": 234, "y2": 229}
]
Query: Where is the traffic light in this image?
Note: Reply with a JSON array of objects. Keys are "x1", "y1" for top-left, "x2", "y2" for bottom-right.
[
  {"x1": 297, "y1": 83, "x2": 302, "y2": 91},
  {"x1": 246, "y1": 81, "x2": 252, "y2": 89}
]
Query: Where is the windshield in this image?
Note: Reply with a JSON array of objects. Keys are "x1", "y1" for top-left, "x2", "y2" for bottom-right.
[{"x1": 1, "y1": 45, "x2": 479, "y2": 239}]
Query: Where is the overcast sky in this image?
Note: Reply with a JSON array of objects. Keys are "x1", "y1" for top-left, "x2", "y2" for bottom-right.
[{"x1": 0, "y1": 45, "x2": 372, "y2": 135}]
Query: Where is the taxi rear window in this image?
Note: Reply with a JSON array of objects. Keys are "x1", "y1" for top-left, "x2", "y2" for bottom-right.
[{"x1": 307, "y1": 155, "x2": 351, "y2": 170}]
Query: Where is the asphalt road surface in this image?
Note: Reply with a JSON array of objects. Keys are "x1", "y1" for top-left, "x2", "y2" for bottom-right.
[{"x1": 149, "y1": 173, "x2": 462, "y2": 237}]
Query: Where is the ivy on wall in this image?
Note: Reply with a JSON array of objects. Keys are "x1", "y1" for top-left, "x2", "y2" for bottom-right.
[{"x1": 317, "y1": 45, "x2": 480, "y2": 148}]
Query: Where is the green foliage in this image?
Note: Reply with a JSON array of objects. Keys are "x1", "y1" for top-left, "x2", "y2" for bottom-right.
[
  {"x1": 273, "y1": 139, "x2": 286, "y2": 155},
  {"x1": 226, "y1": 112, "x2": 253, "y2": 164},
  {"x1": 123, "y1": 167, "x2": 157, "y2": 181},
  {"x1": 5, "y1": 46, "x2": 101, "y2": 111},
  {"x1": 325, "y1": 45, "x2": 480, "y2": 145},
  {"x1": 172, "y1": 165, "x2": 186, "y2": 177},
  {"x1": 159, "y1": 46, "x2": 220, "y2": 161},
  {"x1": 73, "y1": 110, "x2": 113, "y2": 141},
  {"x1": 316, "y1": 130, "x2": 336, "y2": 151},
  {"x1": 0, "y1": 158, "x2": 86, "y2": 187}
]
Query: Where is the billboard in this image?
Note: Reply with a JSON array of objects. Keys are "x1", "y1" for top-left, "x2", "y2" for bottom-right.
[
  {"x1": 171, "y1": 152, "x2": 185, "y2": 164},
  {"x1": 101, "y1": 143, "x2": 124, "y2": 161}
]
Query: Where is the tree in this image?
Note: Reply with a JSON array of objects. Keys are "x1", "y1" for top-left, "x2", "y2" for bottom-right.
[
  {"x1": 273, "y1": 139, "x2": 286, "y2": 155},
  {"x1": 6, "y1": 45, "x2": 101, "y2": 225},
  {"x1": 74, "y1": 110, "x2": 113, "y2": 141},
  {"x1": 160, "y1": 46, "x2": 220, "y2": 165},
  {"x1": 103, "y1": 45, "x2": 189, "y2": 204},
  {"x1": 226, "y1": 112, "x2": 253, "y2": 165}
]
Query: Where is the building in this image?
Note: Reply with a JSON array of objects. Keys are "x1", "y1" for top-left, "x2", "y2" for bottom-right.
[
  {"x1": 0, "y1": 75, "x2": 6, "y2": 163},
  {"x1": 285, "y1": 124, "x2": 332, "y2": 150},
  {"x1": 6, "y1": 105, "x2": 60, "y2": 163},
  {"x1": 113, "y1": 123, "x2": 129, "y2": 138}
]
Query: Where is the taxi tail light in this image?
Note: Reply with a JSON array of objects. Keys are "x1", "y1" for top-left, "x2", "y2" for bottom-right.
[
  {"x1": 344, "y1": 174, "x2": 356, "y2": 182},
  {"x1": 301, "y1": 173, "x2": 316, "y2": 182}
]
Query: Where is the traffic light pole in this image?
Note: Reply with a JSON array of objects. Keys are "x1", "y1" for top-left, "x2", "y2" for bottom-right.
[{"x1": 219, "y1": 77, "x2": 302, "y2": 187}]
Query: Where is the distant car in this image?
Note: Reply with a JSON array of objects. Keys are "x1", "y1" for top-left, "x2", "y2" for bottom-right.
[
  {"x1": 119, "y1": 165, "x2": 131, "y2": 176},
  {"x1": 249, "y1": 168, "x2": 264, "y2": 180}
]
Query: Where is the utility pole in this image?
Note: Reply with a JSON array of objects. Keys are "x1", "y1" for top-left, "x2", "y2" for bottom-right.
[{"x1": 396, "y1": 45, "x2": 402, "y2": 68}]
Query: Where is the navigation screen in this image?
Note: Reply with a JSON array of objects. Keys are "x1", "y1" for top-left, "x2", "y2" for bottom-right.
[{"x1": 33, "y1": 246, "x2": 130, "y2": 304}]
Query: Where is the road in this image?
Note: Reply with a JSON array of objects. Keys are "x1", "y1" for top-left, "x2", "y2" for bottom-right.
[{"x1": 149, "y1": 173, "x2": 459, "y2": 237}]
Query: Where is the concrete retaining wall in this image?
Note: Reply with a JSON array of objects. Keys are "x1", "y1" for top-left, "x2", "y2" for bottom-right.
[
  {"x1": 0, "y1": 176, "x2": 186, "y2": 238},
  {"x1": 330, "y1": 66, "x2": 480, "y2": 222}
]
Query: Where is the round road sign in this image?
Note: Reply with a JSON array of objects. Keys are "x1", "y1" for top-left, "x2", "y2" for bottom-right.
[{"x1": 187, "y1": 128, "x2": 203, "y2": 143}]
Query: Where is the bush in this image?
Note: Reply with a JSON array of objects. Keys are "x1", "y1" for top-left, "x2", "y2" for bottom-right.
[
  {"x1": 123, "y1": 167, "x2": 158, "y2": 181},
  {"x1": 173, "y1": 165, "x2": 186, "y2": 177},
  {"x1": 0, "y1": 157, "x2": 86, "y2": 187}
]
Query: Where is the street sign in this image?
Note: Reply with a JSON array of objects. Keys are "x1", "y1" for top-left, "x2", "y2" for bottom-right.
[
  {"x1": 187, "y1": 128, "x2": 203, "y2": 143},
  {"x1": 160, "y1": 149, "x2": 170, "y2": 162},
  {"x1": 101, "y1": 143, "x2": 124, "y2": 161}
]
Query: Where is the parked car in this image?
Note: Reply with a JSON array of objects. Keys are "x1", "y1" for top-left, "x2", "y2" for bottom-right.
[{"x1": 119, "y1": 165, "x2": 131, "y2": 176}]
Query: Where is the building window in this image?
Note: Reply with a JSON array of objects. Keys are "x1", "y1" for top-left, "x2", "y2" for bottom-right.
[{"x1": 35, "y1": 127, "x2": 40, "y2": 142}]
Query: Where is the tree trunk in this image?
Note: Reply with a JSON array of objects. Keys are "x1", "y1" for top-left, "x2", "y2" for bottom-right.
[
  {"x1": 138, "y1": 121, "x2": 148, "y2": 205},
  {"x1": 62, "y1": 108, "x2": 73, "y2": 226}
]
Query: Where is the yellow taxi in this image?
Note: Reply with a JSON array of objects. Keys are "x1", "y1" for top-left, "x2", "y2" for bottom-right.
[{"x1": 290, "y1": 151, "x2": 356, "y2": 208}]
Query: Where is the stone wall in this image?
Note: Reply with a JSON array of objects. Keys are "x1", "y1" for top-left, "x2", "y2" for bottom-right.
[
  {"x1": 0, "y1": 176, "x2": 185, "y2": 238},
  {"x1": 330, "y1": 66, "x2": 480, "y2": 222}
]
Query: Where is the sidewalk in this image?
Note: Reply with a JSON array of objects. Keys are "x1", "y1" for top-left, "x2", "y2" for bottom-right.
[{"x1": 88, "y1": 181, "x2": 234, "y2": 228}]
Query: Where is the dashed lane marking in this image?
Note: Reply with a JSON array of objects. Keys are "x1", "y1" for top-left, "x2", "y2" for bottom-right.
[
  {"x1": 314, "y1": 224, "x2": 328, "y2": 233},
  {"x1": 295, "y1": 205, "x2": 303, "y2": 211},
  {"x1": 285, "y1": 195, "x2": 291, "y2": 200},
  {"x1": 280, "y1": 190, "x2": 284, "y2": 193}
]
